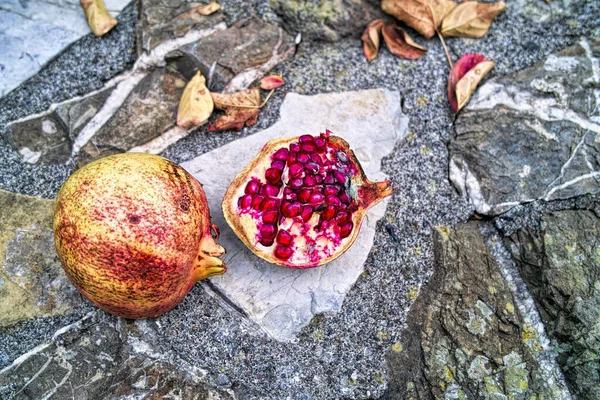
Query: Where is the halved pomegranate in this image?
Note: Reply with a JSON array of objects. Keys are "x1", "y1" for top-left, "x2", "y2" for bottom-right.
[{"x1": 222, "y1": 131, "x2": 393, "y2": 268}]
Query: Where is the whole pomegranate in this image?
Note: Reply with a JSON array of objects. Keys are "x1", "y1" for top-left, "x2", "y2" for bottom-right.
[
  {"x1": 222, "y1": 131, "x2": 393, "y2": 268},
  {"x1": 54, "y1": 153, "x2": 226, "y2": 318}
]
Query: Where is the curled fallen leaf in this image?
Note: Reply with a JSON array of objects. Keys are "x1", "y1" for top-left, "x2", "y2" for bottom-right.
[
  {"x1": 441, "y1": 1, "x2": 506, "y2": 38},
  {"x1": 260, "y1": 74, "x2": 284, "y2": 90},
  {"x1": 448, "y1": 53, "x2": 494, "y2": 112},
  {"x1": 80, "y1": 0, "x2": 117, "y2": 37},
  {"x1": 177, "y1": 70, "x2": 214, "y2": 129},
  {"x1": 381, "y1": 0, "x2": 457, "y2": 39},
  {"x1": 210, "y1": 88, "x2": 260, "y2": 131},
  {"x1": 361, "y1": 19, "x2": 385, "y2": 62},
  {"x1": 197, "y1": 1, "x2": 221, "y2": 16},
  {"x1": 382, "y1": 23, "x2": 427, "y2": 60}
]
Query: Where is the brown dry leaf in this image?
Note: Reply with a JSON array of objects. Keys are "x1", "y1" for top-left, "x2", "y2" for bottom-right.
[
  {"x1": 382, "y1": 23, "x2": 427, "y2": 59},
  {"x1": 197, "y1": 1, "x2": 221, "y2": 16},
  {"x1": 381, "y1": 0, "x2": 457, "y2": 39},
  {"x1": 80, "y1": 0, "x2": 117, "y2": 37},
  {"x1": 260, "y1": 74, "x2": 285, "y2": 90},
  {"x1": 177, "y1": 70, "x2": 214, "y2": 129},
  {"x1": 209, "y1": 88, "x2": 260, "y2": 131},
  {"x1": 361, "y1": 19, "x2": 385, "y2": 62},
  {"x1": 441, "y1": 1, "x2": 506, "y2": 38},
  {"x1": 448, "y1": 53, "x2": 494, "y2": 112}
]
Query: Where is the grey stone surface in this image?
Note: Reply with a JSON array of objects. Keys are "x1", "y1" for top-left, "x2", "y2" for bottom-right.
[
  {"x1": 450, "y1": 38, "x2": 600, "y2": 215},
  {"x1": 137, "y1": 0, "x2": 225, "y2": 53},
  {"x1": 0, "y1": 190, "x2": 82, "y2": 328},
  {"x1": 504, "y1": 209, "x2": 600, "y2": 399},
  {"x1": 0, "y1": 0, "x2": 131, "y2": 97},
  {"x1": 182, "y1": 88, "x2": 406, "y2": 341},
  {"x1": 385, "y1": 222, "x2": 568, "y2": 399},
  {"x1": 167, "y1": 17, "x2": 296, "y2": 92},
  {"x1": 269, "y1": 0, "x2": 383, "y2": 41}
]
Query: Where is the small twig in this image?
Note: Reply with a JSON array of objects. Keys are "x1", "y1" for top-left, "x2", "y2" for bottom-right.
[
  {"x1": 437, "y1": 30, "x2": 453, "y2": 68},
  {"x1": 259, "y1": 89, "x2": 275, "y2": 108}
]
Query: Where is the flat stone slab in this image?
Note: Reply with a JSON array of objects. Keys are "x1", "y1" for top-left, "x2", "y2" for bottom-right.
[
  {"x1": 450, "y1": 37, "x2": 600, "y2": 215},
  {"x1": 181, "y1": 88, "x2": 406, "y2": 342},
  {"x1": 0, "y1": 0, "x2": 131, "y2": 97}
]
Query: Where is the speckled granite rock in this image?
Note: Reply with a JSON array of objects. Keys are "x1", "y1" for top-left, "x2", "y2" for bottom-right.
[
  {"x1": 136, "y1": 0, "x2": 225, "y2": 53},
  {"x1": 0, "y1": 312, "x2": 233, "y2": 399},
  {"x1": 0, "y1": 190, "x2": 82, "y2": 328},
  {"x1": 167, "y1": 17, "x2": 296, "y2": 92},
  {"x1": 504, "y1": 209, "x2": 600, "y2": 399},
  {"x1": 0, "y1": 0, "x2": 131, "y2": 97},
  {"x1": 450, "y1": 37, "x2": 600, "y2": 216},
  {"x1": 269, "y1": 0, "x2": 383, "y2": 41},
  {"x1": 385, "y1": 222, "x2": 568, "y2": 399},
  {"x1": 182, "y1": 88, "x2": 406, "y2": 341}
]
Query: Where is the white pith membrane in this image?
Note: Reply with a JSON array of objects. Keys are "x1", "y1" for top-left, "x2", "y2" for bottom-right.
[{"x1": 232, "y1": 133, "x2": 362, "y2": 267}]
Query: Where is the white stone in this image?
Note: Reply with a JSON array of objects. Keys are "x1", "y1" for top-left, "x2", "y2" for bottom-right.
[
  {"x1": 182, "y1": 89, "x2": 407, "y2": 342},
  {"x1": 0, "y1": 0, "x2": 131, "y2": 97}
]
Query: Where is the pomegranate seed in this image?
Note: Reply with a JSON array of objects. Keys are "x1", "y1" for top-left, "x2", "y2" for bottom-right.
[
  {"x1": 303, "y1": 175, "x2": 316, "y2": 187},
  {"x1": 287, "y1": 153, "x2": 297, "y2": 164},
  {"x1": 326, "y1": 196, "x2": 341, "y2": 206},
  {"x1": 336, "y1": 211, "x2": 349, "y2": 224},
  {"x1": 245, "y1": 180, "x2": 260, "y2": 194},
  {"x1": 310, "y1": 153, "x2": 322, "y2": 164},
  {"x1": 288, "y1": 163, "x2": 303, "y2": 177},
  {"x1": 309, "y1": 192, "x2": 324, "y2": 204},
  {"x1": 324, "y1": 172, "x2": 335, "y2": 184},
  {"x1": 238, "y1": 194, "x2": 253, "y2": 209},
  {"x1": 301, "y1": 205, "x2": 313, "y2": 222},
  {"x1": 298, "y1": 188, "x2": 312, "y2": 203},
  {"x1": 285, "y1": 192, "x2": 297, "y2": 201},
  {"x1": 339, "y1": 192, "x2": 351, "y2": 205},
  {"x1": 262, "y1": 184, "x2": 281, "y2": 197},
  {"x1": 265, "y1": 168, "x2": 282, "y2": 184},
  {"x1": 305, "y1": 162, "x2": 320, "y2": 174},
  {"x1": 274, "y1": 245, "x2": 293, "y2": 260},
  {"x1": 271, "y1": 160, "x2": 285, "y2": 170},
  {"x1": 288, "y1": 178, "x2": 304, "y2": 190},
  {"x1": 322, "y1": 205, "x2": 337, "y2": 220},
  {"x1": 284, "y1": 187, "x2": 294, "y2": 196},
  {"x1": 252, "y1": 195, "x2": 265, "y2": 210},
  {"x1": 319, "y1": 220, "x2": 330, "y2": 231},
  {"x1": 334, "y1": 170, "x2": 346, "y2": 185},
  {"x1": 260, "y1": 224, "x2": 277, "y2": 238},
  {"x1": 301, "y1": 143, "x2": 316, "y2": 153},
  {"x1": 263, "y1": 210, "x2": 278, "y2": 224},
  {"x1": 337, "y1": 151, "x2": 349, "y2": 163},
  {"x1": 273, "y1": 148, "x2": 289, "y2": 161},
  {"x1": 314, "y1": 137, "x2": 326, "y2": 150},
  {"x1": 315, "y1": 175, "x2": 323, "y2": 184},
  {"x1": 261, "y1": 197, "x2": 278, "y2": 211},
  {"x1": 281, "y1": 201, "x2": 302, "y2": 218},
  {"x1": 324, "y1": 185, "x2": 340, "y2": 196},
  {"x1": 299, "y1": 134, "x2": 314, "y2": 143},
  {"x1": 297, "y1": 153, "x2": 310, "y2": 163},
  {"x1": 276, "y1": 230, "x2": 293, "y2": 246},
  {"x1": 347, "y1": 204, "x2": 359, "y2": 213},
  {"x1": 260, "y1": 236, "x2": 274, "y2": 247},
  {"x1": 340, "y1": 221, "x2": 353, "y2": 238},
  {"x1": 289, "y1": 142, "x2": 300, "y2": 152}
]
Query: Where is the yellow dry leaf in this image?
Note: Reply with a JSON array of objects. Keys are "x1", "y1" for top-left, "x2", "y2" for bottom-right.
[
  {"x1": 361, "y1": 19, "x2": 385, "y2": 62},
  {"x1": 381, "y1": 0, "x2": 457, "y2": 39},
  {"x1": 441, "y1": 1, "x2": 506, "y2": 38},
  {"x1": 197, "y1": 1, "x2": 221, "y2": 16},
  {"x1": 210, "y1": 88, "x2": 260, "y2": 131},
  {"x1": 177, "y1": 71, "x2": 214, "y2": 129},
  {"x1": 454, "y1": 60, "x2": 494, "y2": 111},
  {"x1": 80, "y1": 0, "x2": 117, "y2": 37}
]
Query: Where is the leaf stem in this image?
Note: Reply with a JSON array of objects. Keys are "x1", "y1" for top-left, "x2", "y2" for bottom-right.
[
  {"x1": 437, "y1": 30, "x2": 453, "y2": 68},
  {"x1": 259, "y1": 89, "x2": 275, "y2": 108}
]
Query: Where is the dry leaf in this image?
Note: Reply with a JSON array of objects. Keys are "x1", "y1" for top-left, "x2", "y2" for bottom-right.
[
  {"x1": 197, "y1": 1, "x2": 221, "y2": 16},
  {"x1": 361, "y1": 19, "x2": 385, "y2": 62},
  {"x1": 382, "y1": 23, "x2": 427, "y2": 60},
  {"x1": 80, "y1": 0, "x2": 117, "y2": 37},
  {"x1": 177, "y1": 71, "x2": 214, "y2": 129},
  {"x1": 441, "y1": 1, "x2": 506, "y2": 38},
  {"x1": 260, "y1": 74, "x2": 285, "y2": 90},
  {"x1": 210, "y1": 88, "x2": 260, "y2": 131},
  {"x1": 448, "y1": 53, "x2": 494, "y2": 112},
  {"x1": 381, "y1": 0, "x2": 457, "y2": 39}
]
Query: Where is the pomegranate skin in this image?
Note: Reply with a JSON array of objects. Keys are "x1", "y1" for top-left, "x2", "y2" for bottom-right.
[
  {"x1": 54, "y1": 153, "x2": 226, "y2": 318},
  {"x1": 222, "y1": 133, "x2": 393, "y2": 268}
]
